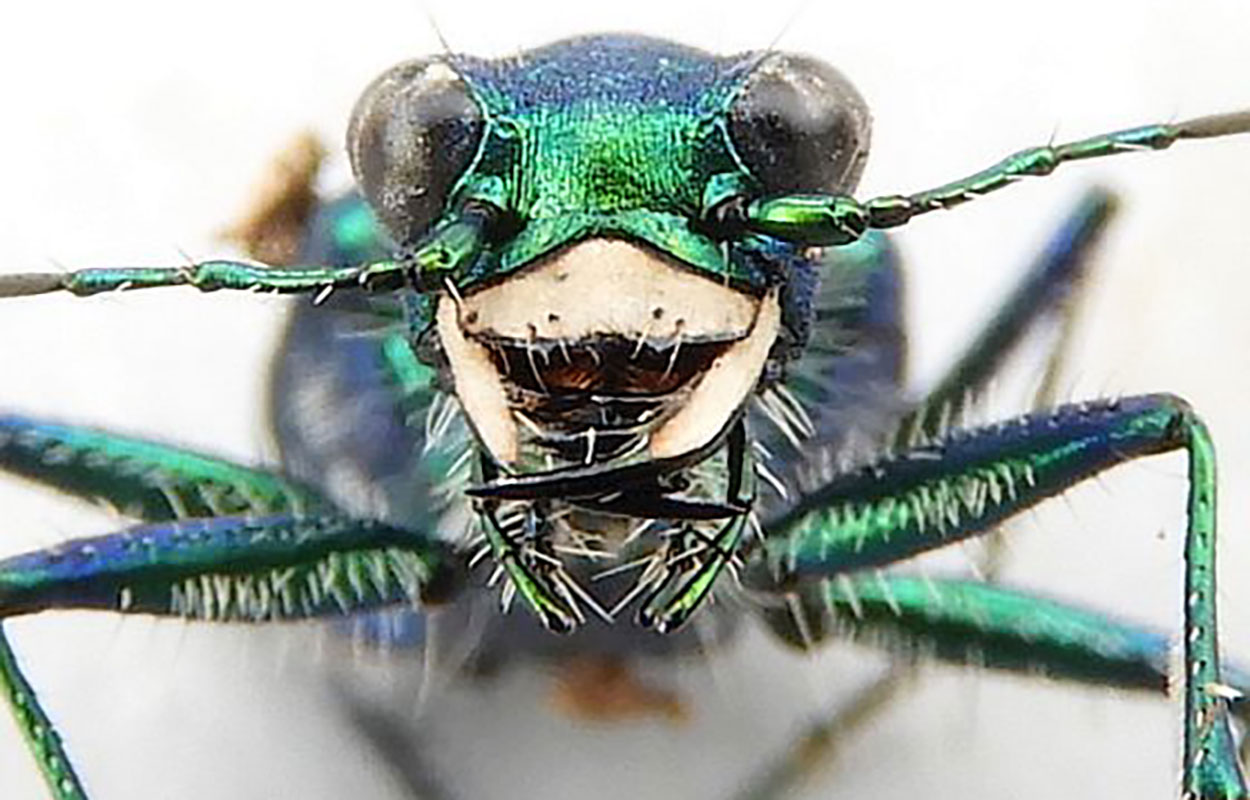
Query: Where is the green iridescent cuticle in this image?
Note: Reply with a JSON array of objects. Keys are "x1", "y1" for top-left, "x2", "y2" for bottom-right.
[{"x1": 1, "y1": 32, "x2": 1249, "y2": 800}]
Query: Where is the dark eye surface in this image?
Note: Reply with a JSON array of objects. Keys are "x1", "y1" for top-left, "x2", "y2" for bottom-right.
[
  {"x1": 728, "y1": 53, "x2": 871, "y2": 195},
  {"x1": 347, "y1": 58, "x2": 485, "y2": 245}
]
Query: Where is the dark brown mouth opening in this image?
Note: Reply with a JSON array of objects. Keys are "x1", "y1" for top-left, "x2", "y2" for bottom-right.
[{"x1": 479, "y1": 334, "x2": 736, "y2": 465}]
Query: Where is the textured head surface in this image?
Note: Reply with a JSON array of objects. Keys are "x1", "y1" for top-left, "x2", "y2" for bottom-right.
[
  {"x1": 448, "y1": 34, "x2": 757, "y2": 279},
  {"x1": 350, "y1": 34, "x2": 871, "y2": 287}
]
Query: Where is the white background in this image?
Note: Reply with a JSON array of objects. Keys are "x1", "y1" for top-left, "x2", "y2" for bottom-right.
[{"x1": 0, "y1": 1, "x2": 1249, "y2": 798}]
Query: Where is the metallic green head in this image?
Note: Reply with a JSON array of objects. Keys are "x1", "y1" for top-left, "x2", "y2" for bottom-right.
[
  {"x1": 347, "y1": 33, "x2": 871, "y2": 288},
  {"x1": 342, "y1": 35, "x2": 877, "y2": 631}
]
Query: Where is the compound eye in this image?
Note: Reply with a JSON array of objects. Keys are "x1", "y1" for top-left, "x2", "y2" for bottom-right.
[
  {"x1": 348, "y1": 58, "x2": 485, "y2": 245},
  {"x1": 728, "y1": 53, "x2": 871, "y2": 195}
]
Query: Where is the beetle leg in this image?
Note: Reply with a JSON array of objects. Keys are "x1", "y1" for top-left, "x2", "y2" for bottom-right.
[
  {"x1": 767, "y1": 575, "x2": 1181, "y2": 692},
  {"x1": 758, "y1": 187, "x2": 1116, "y2": 529},
  {"x1": 0, "y1": 512, "x2": 453, "y2": 799},
  {"x1": 0, "y1": 624, "x2": 86, "y2": 799},
  {"x1": 912, "y1": 186, "x2": 1119, "y2": 584},
  {"x1": 742, "y1": 574, "x2": 1250, "y2": 800},
  {"x1": 726, "y1": 188, "x2": 1122, "y2": 799},
  {"x1": 0, "y1": 415, "x2": 327, "y2": 521},
  {"x1": 749, "y1": 394, "x2": 1245, "y2": 798}
]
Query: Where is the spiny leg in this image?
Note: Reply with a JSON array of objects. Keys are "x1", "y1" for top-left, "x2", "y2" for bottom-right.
[
  {"x1": 747, "y1": 394, "x2": 1245, "y2": 798},
  {"x1": 242, "y1": 149, "x2": 450, "y2": 799},
  {"x1": 0, "y1": 416, "x2": 454, "y2": 798},
  {"x1": 914, "y1": 186, "x2": 1118, "y2": 583},
  {"x1": 0, "y1": 414, "x2": 336, "y2": 798},
  {"x1": 741, "y1": 573, "x2": 1243, "y2": 800},
  {"x1": 766, "y1": 575, "x2": 1182, "y2": 694},
  {"x1": 0, "y1": 415, "x2": 328, "y2": 520},
  {"x1": 903, "y1": 185, "x2": 1117, "y2": 580},
  {"x1": 0, "y1": 511, "x2": 453, "y2": 799},
  {"x1": 737, "y1": 188, "x2": 1122, "y2": 799}
]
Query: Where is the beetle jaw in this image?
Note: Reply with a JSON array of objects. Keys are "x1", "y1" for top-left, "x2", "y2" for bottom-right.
[{"x1": 435, "y1": 237, "x2": 780, "y2": 472}]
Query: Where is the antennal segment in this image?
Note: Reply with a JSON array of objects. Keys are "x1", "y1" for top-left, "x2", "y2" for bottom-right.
[{"x1": 741, "y1": 110, "x2": 1250, "y2": 246}]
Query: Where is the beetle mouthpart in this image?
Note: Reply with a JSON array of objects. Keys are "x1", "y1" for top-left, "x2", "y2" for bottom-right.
[{"x1": 435, "y1": 239, "x2": 780, "y2": 471}]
